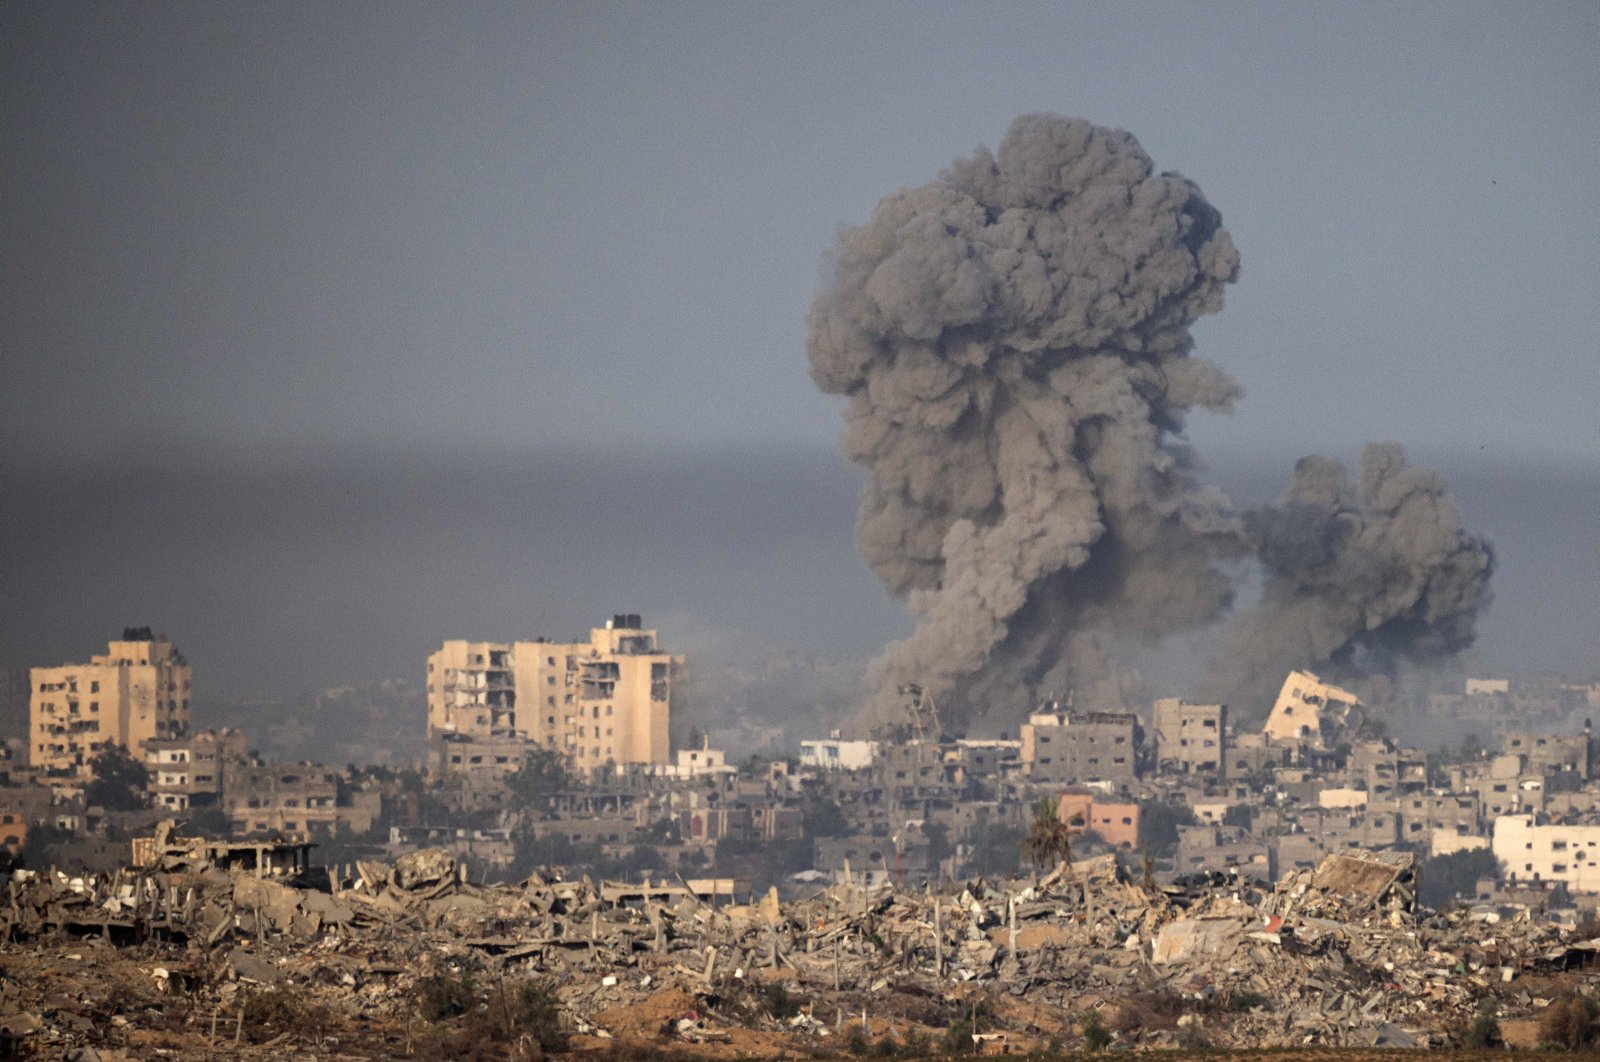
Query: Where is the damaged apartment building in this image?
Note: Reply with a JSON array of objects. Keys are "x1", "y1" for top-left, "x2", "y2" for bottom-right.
[
  {"x1": 1020, "y1": 702, "x2": 1141, "y2": 786},
  {"x1": 427, "y1": 614, "x2": 681, "y2": 781},
  {"x1": 28, "y1": 629, "x2": 191, "y2": 782}
]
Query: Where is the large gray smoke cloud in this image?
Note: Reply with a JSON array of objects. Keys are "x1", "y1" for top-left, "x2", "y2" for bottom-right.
[
  {"x1": 807, "y1": 113, "x2": 1492, "y2": 732},
  {"x1": 807, "y1": 114, "x2": 1246, "y2": 731},
  {"x1": 1216, "y1": 443, "x2": 1496, "y2": 713}
]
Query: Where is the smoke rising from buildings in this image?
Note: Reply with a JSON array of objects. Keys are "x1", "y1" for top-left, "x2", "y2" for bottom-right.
[
  {"x1": 1214, "y1": 443, "x2": 1496, "y2": 713},
  {"x1": 808, "y1": 114, "x2": 1493, "y2": 732},
  {"x1": 807, "y1": 114, "x2": 1247, "y2": 731}
]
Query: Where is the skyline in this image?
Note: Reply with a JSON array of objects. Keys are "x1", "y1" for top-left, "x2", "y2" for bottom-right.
[{"x1": 2, "y1": 2, "x2": 1596, "y2": 706}]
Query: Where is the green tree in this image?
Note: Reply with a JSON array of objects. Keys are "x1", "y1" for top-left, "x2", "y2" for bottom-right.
[
  {"x1": 504, "y1": 746, "x2": 573, "y2": 813},
  {"x1": 1138, "y1": 801, "x2": 1195, "y2": 859},
  {"x1": 185, "y1": 805, "x2": 230, "y2": 837},
  {"x1": 18, "y1": 822, "x2": 73, "y2": 870},
  {"x1": 802, "y1": 798, "x2": 848, "y2": 838},
  {"x1": 1420, "y1": 847, "x2": 1499, "y2": 910},
  {"x1": 1021, "y1": 798, "x2": 1077, "y2": 871},
  {"x1": 84, "y1": 744, "x2": 150, "y2": 811},
  {"x1": 966, "y1": 822, "x2": 1026, "y2": 878}
]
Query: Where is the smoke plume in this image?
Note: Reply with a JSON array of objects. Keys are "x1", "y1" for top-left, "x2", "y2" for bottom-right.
[
  {"x1": 1215, "y1": 443, "x2": 1495, "y2": 713},
  {"x1": 807, "y1": 113, "x2": 1493, "y2": 732},
  {"x1": 807, "y1": 114, "x2": 1245, "y2": 732}
]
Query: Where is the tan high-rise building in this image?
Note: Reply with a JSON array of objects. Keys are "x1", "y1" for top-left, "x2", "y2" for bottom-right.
[
  {"x1": 30, "y1": 629, "x2": 192, "y2": 780},
  {"x1": 426, "y1": 614, "x2": 677, "y2": 774}
]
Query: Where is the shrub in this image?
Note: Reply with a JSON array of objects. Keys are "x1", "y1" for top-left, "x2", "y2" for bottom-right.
[
  {"x1": 1081, "y1": 1010, "x2": 1111, "y2": 1051},
  {"x1": 415, "y1": 971, "x2": 476, "y2": 1022},
  {"x1": 763, "y1": 981, "x2": 801, "y2": 1020},
  {"x1": 1541, "y1": 995, "x2": 1598, "y2": 1050},
  {"x1": 1460, "y1": 999, "x2": 1500, "y2": 1048},
  {"x1": 942, "y1": 1001, "x2": 993, "y2": 1055},
  {"x1": 492, "y1": 977, "x2": 566, "y2": 1051},
  {"x1": 240, "y1": 986, "x2": 331, "y2": 1044}
]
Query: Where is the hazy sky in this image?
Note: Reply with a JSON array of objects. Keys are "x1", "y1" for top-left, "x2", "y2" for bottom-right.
[{"x1": 2, "y1": 2, "x2": 1595, "y2": 701}]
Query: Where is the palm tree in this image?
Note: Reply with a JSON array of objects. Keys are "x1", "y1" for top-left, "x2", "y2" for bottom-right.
[{"x1": 1020, "y1": 797, "x2": 1077, "y2": 871}]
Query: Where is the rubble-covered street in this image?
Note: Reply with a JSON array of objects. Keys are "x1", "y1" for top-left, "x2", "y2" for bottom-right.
[{"x1": 5, "y1": 832, "x2": 1600, "y2": 1059}]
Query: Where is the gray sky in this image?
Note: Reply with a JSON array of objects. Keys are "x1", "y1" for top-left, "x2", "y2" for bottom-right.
[{"x1": 2, "y1": 2, "x2": 1596, "y2": 701}]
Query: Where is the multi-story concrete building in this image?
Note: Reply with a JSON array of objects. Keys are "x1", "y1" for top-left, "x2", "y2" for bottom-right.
[
  {"x1": 1502, "y1": 732, "x2": 1590, "y2": 780},
  {"x1": 1055, "y1": 791, "x2": 1140, "y2": 849},
  {"x1": 1021, "y1": 709, "x2": 1140, "y2": 785},
  {"x1": 426, "y1": 615, "x2": 678, "y2": 775},
  {"x1": 1494, "y1": 814, "x2": 1600, "y2": 893},
  {"x1": 29, "y1": 630, "x2": 191, "y2": 780},
  {"x1": 144, "y1": 728, "x2": 247, "y2": 812},
  {"x1": 1151, "y1": 698, "x2": 1227, "y2": 777},
  {"x1": 1261, "y1": 670, "x2": 1362, "y2": 747},
  {"x1": 222, "y1": 760, "x2": 379, "y2": 838},
  {"x1": 799, "y1": 735, "x2": 880, "y2": 771},
  {"x1": 1350, "y1": 740, "x2": 1428, "y2": 800}
]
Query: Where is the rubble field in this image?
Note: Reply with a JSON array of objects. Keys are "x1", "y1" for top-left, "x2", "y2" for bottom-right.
[{"x1": 5, "y1": 837, "x2": 1600, "y2": 1059}]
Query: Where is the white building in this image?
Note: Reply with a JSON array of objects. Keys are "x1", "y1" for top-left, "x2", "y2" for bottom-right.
[
  {"x1": 653, "y1": 746, "x2": 736, "y2": 780},
  {"x1": 799, "y1": 733, "x2": 879, "y2": 771},
  {"x1": 1492, "y1": 814, "x2": 1600, "y2": 893}
]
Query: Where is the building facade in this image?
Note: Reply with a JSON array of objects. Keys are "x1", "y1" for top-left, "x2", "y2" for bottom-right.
[
  {"x1": 426, "y1": 615, "x2": 678, "y2": 775},
  {"x1": 1261, "y1": 670, "x2": 1362, "y2": 746},
  {"x1": 29, "y1": 631, "x2": 191, "y2": 780},
  {"x1": 1494, "y1": 814, "x2": 1600, "y2": 893},
  {"x1": 1152, "y1": 698, "x2": 1227, "y2": 777},
  {"x1": 144, "y1": 728, "x2": 248, "y2": 812},
  {"x1": 1021, "y1": 709, "x2": 1140, "y2": 785}
]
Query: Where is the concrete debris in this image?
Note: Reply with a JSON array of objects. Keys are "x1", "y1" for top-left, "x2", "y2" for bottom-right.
[{"x1": 3, "y1": 835, "x2": 1598, "y2": 1056}]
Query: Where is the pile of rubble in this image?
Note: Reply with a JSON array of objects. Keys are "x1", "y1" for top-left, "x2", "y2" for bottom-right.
[{"x1": 3, "y1": 827, "x2": 1599, "y2": 1057}]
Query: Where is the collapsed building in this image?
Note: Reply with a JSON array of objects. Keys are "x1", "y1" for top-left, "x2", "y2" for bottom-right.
[{"x1": 4, "y1": 821, "x2": 1599, "y2": 1057}]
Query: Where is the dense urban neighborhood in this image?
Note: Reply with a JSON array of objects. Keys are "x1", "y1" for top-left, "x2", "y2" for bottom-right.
[{"x1": 4, "y1": 624, "x2": 1600, "y2": 1055}]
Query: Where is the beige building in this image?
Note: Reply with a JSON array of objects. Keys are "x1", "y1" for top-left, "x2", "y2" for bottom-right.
[
  {"x1": 1152, "y1": 698, "x2": 1227, "y2": 777},
  {"x1": 30, "y1": 630, "x2": 191, "y2": 780},
  {"x1": 1261, "y1": 670, "x2": 1362, "y2": 746},
  {"x1": 426, "y1": 614, "x2": 677, "y2": 774},
  {"x1": 144, "y1": 728, "x2": 248, "y2": 812}
]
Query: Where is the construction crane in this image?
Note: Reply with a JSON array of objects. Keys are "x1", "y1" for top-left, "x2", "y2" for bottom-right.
[{"x1": 897, "y1": 682, "x2": 943, "y2": 743}]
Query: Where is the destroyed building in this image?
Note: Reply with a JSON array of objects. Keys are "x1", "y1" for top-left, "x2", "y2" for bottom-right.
[
  {"x1": 1261, "y1": 669, "x2": 1363, "y2": 749},
  {"x1": 221, "y1": 760, "x2": 378, "y2": 838},
  {"x1": 144, "y1": 728, "x2": 247, "y2": 813}
]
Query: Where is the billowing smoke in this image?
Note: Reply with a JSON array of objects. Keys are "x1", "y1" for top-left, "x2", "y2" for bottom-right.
[
  {"x1": 807, "y1": 113, "x2": 1493, "y2": 733},
  {"x1": 1215, "y1": 443, "x2": 1495, "y2": 714},
  {"x1": 806, "y1": 114, "x2": 1245, "y2": 732}
]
